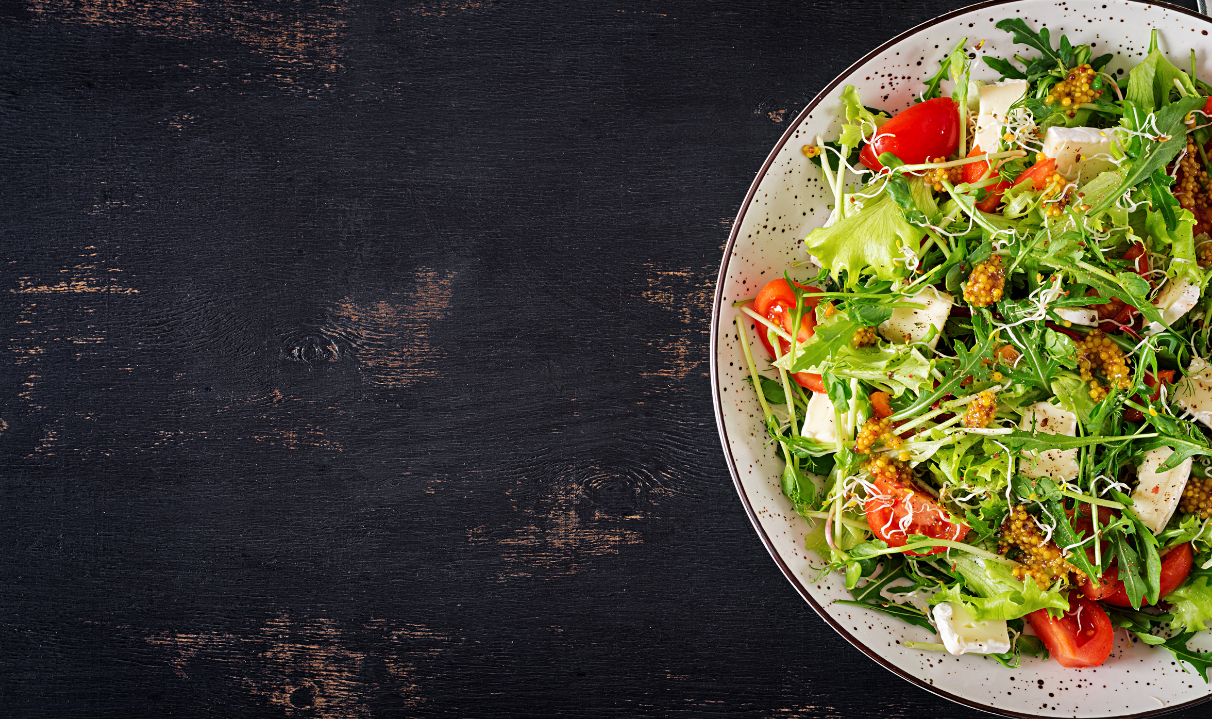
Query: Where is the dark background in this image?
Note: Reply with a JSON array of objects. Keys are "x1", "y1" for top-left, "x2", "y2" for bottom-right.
[{"x1": 0, "y1": 0, "x2": 1207, "y2": 716}]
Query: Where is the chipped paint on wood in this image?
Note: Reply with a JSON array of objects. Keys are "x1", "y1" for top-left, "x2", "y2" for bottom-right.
[
  {"x1": 639, "y1": 264, "x2": 713, "y2": 380},
  {"x1": 25, "y1": 0, "x2": 349, "y2": 74},
  {"x1": 467, "y1": 475, "x2": 643, "y2": 579},
  {"x1": 147, "y1": 616, "x2": 443, "y2": 716},
  {"x1": 321, "y1": 268, "x2": 456, "y2": 389}
]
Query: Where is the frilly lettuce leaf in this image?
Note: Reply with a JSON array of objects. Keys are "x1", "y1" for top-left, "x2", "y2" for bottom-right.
[
  {"x1": 1146, "y1": 207, "x2": 1205, "y2": 289},
  {"x1": 804, "y1": 179, "x2": 934, "y2": 288},
  {"x1": 1050, "y1": 372, "x2": 1097, "y2": 429},
  {"x1": 932, "y1": 554, "x2": 1070, "y2": 621},
  {"x1": 826, "y1": 344, "x2": 934, "y2": 397},
  {"x1": 838, "y1": 85, "x2": 879, "y2": 154},
  {"x1": 1166, "y1": 567, "x2": 1212, "y2": 634}
]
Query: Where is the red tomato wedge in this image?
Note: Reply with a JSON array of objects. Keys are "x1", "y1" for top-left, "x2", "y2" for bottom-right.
[
  {"x1": 863, "y1": 476, "x2": 968, "y2": 556},
  {"x1": 859, "y1": 98, "x2": 961, "y2": 172},
  {"x1": 1088, "y1": 242, "x2": 1149, "y2": 334},
  {"x1": 869, "y1": 391, "x2": 894, "y2": 419},
  {"x1": 752, "y1": 279, "x2": 826, "y2": 392},
  {"x1": 1011, "y1": 156, "x2": 1058, "y2": 191},
  {"x1": 1100, "y1": 542, "x2": 1195, "y2": 608},
  {"x1": 1027, "y1": 595, "x2": 1115, "y2": 669},
  {"x1": 1124, "y1": 370, "x2": 1176, "y2": 422},
  {"x1": 961, "y1": 146, "x2": 1011, "y2": 212}
]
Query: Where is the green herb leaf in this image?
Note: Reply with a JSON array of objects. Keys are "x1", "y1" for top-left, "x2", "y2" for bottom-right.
[
  {"x1": 1088, "y1": 95, "x2": 1205, "y2": 216},
  {"x1": 995, "y1": 19, "x2": 1060, "y2": 64},
  {"x1": 1160, "y1": 632, "x2": 1212, "y2": 682}
]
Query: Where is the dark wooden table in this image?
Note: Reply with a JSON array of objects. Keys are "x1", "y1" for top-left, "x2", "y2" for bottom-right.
[{"x1": 2, "y1": 0, "x2": 1208, "y2": 716}]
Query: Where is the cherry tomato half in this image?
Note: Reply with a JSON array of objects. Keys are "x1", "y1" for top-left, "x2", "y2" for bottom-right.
[
  {"x1": 869, "y1": 391, "x2": 894, "y2": 419},
  {"x1": 1101, "y1": 542, "x2": 1195, "y2": 608},
  {"x1": 752, "y1": 279, "x2": 825, "y2": 392},
  {"x1": 859, "y1": 97, "x2": 961, "y2": 173},
  {"x1": 1088, "y1": 242, "x2": 1149, "y2": 334},
  {"x1": 961, "y1": 146, "x2": 1011, "y2": 212},
  {"x1": 1011, "y1": 156, "x2": 1058, "y2": 191},
  {"x1": 863, "y1": 476, "x2": 969, "y2": 556},
  {"x1": 1027, "y1": 594, "x2": 1115, "y2": 669},
  {"x1": 1123, "y1": 370, "x2": 1176, "y2": 422}
]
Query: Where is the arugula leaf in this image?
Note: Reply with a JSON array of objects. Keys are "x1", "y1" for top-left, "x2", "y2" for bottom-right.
[
  {"x1": 995, "y1": 19, "x2": 1060, "y2": 64},
  {"x1": 1087, "y1": 95, "x2": 1205, "y2": 216},
  {"x1": 833, "y1": 554, "x2": 937, "y2": 633},
  {"x1": 1106, "y1": 606, "x2": 1170, "y2": 645},
  {"x1": 1160, "y1": 632, "x2": 1212, "y2": 682},
  {"x1": 1111, "y1": 529, "x2": 1147, "y2": 609},
  {"x1": 1040, "y1": 489, "x2": 1100, "y2": 584},
  {"x1": 997, "y1": 430, "x2": 1137, "y2": 453},
  {"x1": 888, "y1": 329, "x2": 994, "y2": 421},
  {"x1": 1135, "y1": 406, "x2": 1212, "y2": 471},
  {"x1": 1148, "y1": 168, "x2": 1180, "y2": 233},
  {"x1": 983, "y1": 56, "x2": 1027, "y2": 80}
]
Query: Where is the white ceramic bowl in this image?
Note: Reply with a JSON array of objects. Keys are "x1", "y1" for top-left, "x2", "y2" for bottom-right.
[{"x1": 712, "y1": 1, "x2": 1212, "y2": 716}]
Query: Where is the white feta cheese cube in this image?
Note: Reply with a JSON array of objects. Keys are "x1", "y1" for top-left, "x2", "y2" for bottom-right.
[
  {"x1": 974, "y1": 79, "x2": 1028, "y2": 154},
  {"x1": 932, "y1": 601, "x2": 1012, "y2": 656},
  {"x1": 1175, "y1": 357, "x2": 1212, "y2": 429},
  {"x1": 878, "y1": 286, "x2": 952, "y2": 350},
  {"x1": 1055, "y1": 307, "x2": 1099, "y2": 327},
  {"x1": 1131, "y1": 448, "x2": 1193, "y2": 534},
  {"x1": 1018, "y1": 401, "x2": 1079, "y2": 481},
  {"x1": 1145, "y1": 276, "x2": 1201, "y2": 335},
  {"x1": 1042, "y1": 126, "x2": 1120, "y2": 180},
  {"x1": 801, "y1": 391, "x2": 838, "y2": 445}
]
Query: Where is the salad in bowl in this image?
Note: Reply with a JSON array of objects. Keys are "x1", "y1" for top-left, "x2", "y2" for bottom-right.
[{"x1": 731, "y1": 17, "x2": 1212, "y2": 679}]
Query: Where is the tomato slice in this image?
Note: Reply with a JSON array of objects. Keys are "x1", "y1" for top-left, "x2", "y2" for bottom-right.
[
  {"x1": 1101, "y1": 542, "x2": 1195, "y2": 608},
  {"x1": 1124, "y1": 370, "x2": 1175, "y2": 422},
  {"x1": 869, "y1": 391, "x2": 894, "y2": 419},
  {"x1": 961, "y1": 146, "x2": 1011, "y2": 212},
  {"x1": 752, "y1": 279, "x2": 826, "y2": 392},
  {"x1": 1012, "y1": 156, "x2": 1058, "y2": 190},
  {"x1": 863, "y1": 476, "x2": 968, "y2": 556},
  {"x1": 859, "y1": 97, "x2": 960, "y2": 172},
  {"x1": 1088, "y1": 242, "x2": 1149, "y2": 334},
  {"x1": 1027, "y1": 594, "x2": 1114, "y2": 668},
  {"x1": 1011, "y1": 156, "x2": 1058, "y2": 191}
]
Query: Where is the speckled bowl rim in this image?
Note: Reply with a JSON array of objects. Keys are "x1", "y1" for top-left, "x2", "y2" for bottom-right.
[{"x1": 709, "y1": 1, "x2": 1212, "y2": 716}]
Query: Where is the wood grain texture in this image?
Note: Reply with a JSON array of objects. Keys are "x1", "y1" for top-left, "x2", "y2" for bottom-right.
[{"x1": 0, "y1": 0, "x2": 1207, "y2": 716}]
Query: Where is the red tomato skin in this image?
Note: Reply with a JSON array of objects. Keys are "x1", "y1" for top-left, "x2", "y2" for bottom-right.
[
  {"x1": 869, "y1": 391, "x2": 894, "y2": 419},
  {"x1": 1091, "y1": 243, "x2": 1149, "y2": 335},
  {"x1": 863, "y1": 477, "x2": 969, "y2": 557},
  {"x1": 752, "y1": 279, "x2": 825, "y2": 392},
  {"x1": 1011, "y1": 157, "x2": 1058, "y2": 191},
  {"x1": 1101, "y1": 542, "x2": 1195, "y2": 608},
  {"x1": 962, "y1": 146, "x2": 1011, "y2": 212},
  {"x1": 1124, "y1": 370, "x2": 1175, "y2": 422},
  {"x1": 1203, "y1": 95, "x2": 1212, "y2": 119},
  {"x1": 1027, "y1": 595, "x2": 1115, "y2": 669},
  {"x1": 859, "y1": 98, "x2": 961, "y2": 172}
]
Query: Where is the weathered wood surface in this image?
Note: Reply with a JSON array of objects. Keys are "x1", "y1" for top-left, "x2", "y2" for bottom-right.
[{"x1": 1, "y1": 0, "x2": 1206, "y2": 716}]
